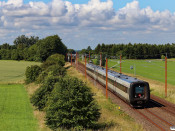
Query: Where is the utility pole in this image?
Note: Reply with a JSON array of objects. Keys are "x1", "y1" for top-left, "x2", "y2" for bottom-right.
[
  {"x1": 106, "y1": 58, "x2": 108, "y2": 99},
  {"x1": 71, "y1": 53, "x2": 72, "y2": 66},
  {"x1": 85, "y1": 55, "x2": 87, "y2": 80},
  {"x1": 76, "y1": 52, "x2": 78, "y2": 70},
  {"x1": 134, "y1": 64, "x2": 136, "y2": 76},
  {"x1": 100, "y1": 53, "x2": 102, "y2": 66},
  {"x1": 165, "y1": 53, "x2": 167, "y2": 97},
  {"x1": 120, "y1": 55, "x2": 122, "y2": 73}
]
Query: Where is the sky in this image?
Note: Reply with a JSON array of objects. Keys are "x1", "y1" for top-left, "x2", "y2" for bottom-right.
[{"x1": 1, "y1": 0, "x2": 175, "y2": 50}]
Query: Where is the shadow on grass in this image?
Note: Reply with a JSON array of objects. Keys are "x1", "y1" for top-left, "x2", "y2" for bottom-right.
[
  {"x1": 55, "y1": 121, "x2": 117, "y2": 131},
  {"x1": 91, "y1": 121, "x2": 117, "y2": 130}
]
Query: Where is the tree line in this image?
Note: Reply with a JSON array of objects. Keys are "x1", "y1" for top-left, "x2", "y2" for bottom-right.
[
  {"x1": 0, "y1": 35, "x2": 67, "y2": 61},
  {"x1": 93, "y1": 43, "x2": 175, "y2": 59}
]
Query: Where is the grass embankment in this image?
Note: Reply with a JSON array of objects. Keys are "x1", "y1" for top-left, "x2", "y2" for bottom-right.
[
  {"x1": 66, "y1": 64, "x2": 144, "y2": 131},
  {"x1": 107, "y1": 59, "x2": 175, "y2": 104},
  {"x1": 0, "y1": 60, "x2": 41, "y2": 131}
]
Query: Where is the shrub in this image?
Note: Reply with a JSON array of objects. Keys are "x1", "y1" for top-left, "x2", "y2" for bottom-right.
[
  {"x1": 30, "y1": 76, "x2": 60, "y2": 110},
  {"x1": 37, "y1": 65, "x2": 66, "y2": 84},
  {"x1": 25, "y1": 65, "x2": 42, "y2": 84},
  {"x1": 45, "y1": 76, "x2": 101, "y2": 130},
  {"x1": 47, "y1": 64, "x2": 66, "y2": 76},
  {"x1": 41, "y1": 54, "x2": 65, "y2": 70}
]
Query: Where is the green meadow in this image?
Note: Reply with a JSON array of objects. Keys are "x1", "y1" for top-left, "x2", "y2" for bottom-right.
[
  {"x1": 0, "y1": 60, "x2": 40, "y2": 131},
  {"x1": 107, "y1": 59, "x2": 175, "y2": 86},
  {"x1": 0, "y1": 60, "x2": 40, "y2": 83}
]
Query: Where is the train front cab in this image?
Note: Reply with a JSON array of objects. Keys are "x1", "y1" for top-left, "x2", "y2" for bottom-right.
[{"x1": 129, "y1": 82, "x2": 150, "y2": 107}]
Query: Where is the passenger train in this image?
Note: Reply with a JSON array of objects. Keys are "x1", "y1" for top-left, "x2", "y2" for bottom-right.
[{"x1": 86, "y1": 63, "x2": 150, "y2": 107}]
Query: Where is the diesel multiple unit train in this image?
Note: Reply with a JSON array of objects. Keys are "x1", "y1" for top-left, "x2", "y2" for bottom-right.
[{"x1": 86, "y1": 63, "x2": 150, "y2": 107}]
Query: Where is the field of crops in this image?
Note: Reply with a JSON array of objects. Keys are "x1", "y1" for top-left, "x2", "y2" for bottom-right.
[
  {"x1": 0, "y1": 60, "x2": 40, "y2": 83},
  {"x1": 0, "y1": 60, "x2": 40, "y2": 130},
  {"x1": 107, "y1": 59, "x2": 175, "y2": 86}
]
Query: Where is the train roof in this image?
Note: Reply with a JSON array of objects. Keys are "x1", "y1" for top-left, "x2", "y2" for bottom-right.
[{"x1": 87, "y1": 63, "x2": 144, "y2": 84}]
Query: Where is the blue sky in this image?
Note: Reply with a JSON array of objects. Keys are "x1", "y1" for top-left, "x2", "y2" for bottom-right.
[
  {"x1": 21, "y1": 0, "x2": 175, "y2": 12},
  {"x1": 1, "y1": 0, "x2": 175, "y2": 49}
]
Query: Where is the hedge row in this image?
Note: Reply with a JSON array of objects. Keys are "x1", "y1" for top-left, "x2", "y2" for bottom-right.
[{"x1": 26, "y1": 53, "x2": 101, "y2": 130}]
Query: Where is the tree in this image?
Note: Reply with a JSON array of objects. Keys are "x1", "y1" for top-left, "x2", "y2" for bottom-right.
[
  {"x1": 45, "y1": 77, "x2": 101, "y2": 130},
  {"x1": 36, "y1": 35, "x2": 67, "y2": 61},
  {"x1": 94, "y1": 44, "x2": 101, "y2": 54},
  {"x1": 1, "y1": 43, "x2": 10, "y2": 49},
  {"x1": 14, "y1": 35, "x2": 39, "y2": 49},
  {"x1": 68, "y1": 49, "x2": 76, "y2": 54},
  {"x1": 87, "y1": 46, "x2": 92, "y2": 52}
]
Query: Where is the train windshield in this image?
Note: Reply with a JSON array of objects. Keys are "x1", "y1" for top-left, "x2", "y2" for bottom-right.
[{"x1": 135, "y1": 86, "x2": 144, "y2": 94}]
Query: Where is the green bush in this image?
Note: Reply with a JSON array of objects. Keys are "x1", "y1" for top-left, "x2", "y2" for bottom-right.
[
  {"x1": 37, "y1": 65, "x2": 66, "y2": 84},
  {"x1": 41, "y1": 54, "x2": 65, "y2": 70},
  {"x1": 25, "y1": 65, "x2": 42, "y2": 84},
  {"x1": 30, "y1": 76, "x2": 60, "y2": 110},
  {"x1": 45, "y1": 76, "x2": 101, "y2": 130}
]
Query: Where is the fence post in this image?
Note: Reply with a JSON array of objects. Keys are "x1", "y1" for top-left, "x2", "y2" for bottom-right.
[
  {"x1": 71, "y1": 53, "x2": 72, "y2": 66},
  {"x1": 106, "y1": 58, "x2": 108, "y2": 99},
  {"x1": 120, "y1": 55, "x2": 122, "y2": 73},
  {"x1": 85, "y1": 55, "x2": 87, "y2": 79},
  {"x1": 165, "y1": 56, "x2": 167, "y2": 97}
]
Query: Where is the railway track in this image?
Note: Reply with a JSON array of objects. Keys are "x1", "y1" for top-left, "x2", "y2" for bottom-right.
[{"x1": 72, "y1": 62, "x2": 175, "y2": 131}]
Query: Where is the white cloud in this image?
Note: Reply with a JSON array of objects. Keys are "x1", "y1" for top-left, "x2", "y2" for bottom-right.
[
  {"x1": 6, "y1": 0, "x2": 23, "y2": 7},
  {"x1": 0, "y1": 0, "x2": 175, "y2": 48}
]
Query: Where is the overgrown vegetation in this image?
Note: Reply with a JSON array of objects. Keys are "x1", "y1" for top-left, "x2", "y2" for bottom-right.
[
  {"x1": 31, "y1": 76, "x2": 60, "y2": 110},
  {"x1": 45, "y1": 77, "x2": 101, "y2": 130},
  {"x1": 27, "y1": 50, "x2": 101, "y2": 130},
  {"x1": 25, "y1": 65, "x2": 42, "y2": 84}
]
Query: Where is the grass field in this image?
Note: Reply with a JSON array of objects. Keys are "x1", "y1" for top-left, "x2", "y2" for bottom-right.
[
  {"x1": 0, "y1": 84, "x2": 38, "y2": 130},
  {"x1": 90, "y1": 59, "x2": 175, "y2": 103},
  {"x1": 0, "y1": 60, "x2": 41, "y2": 130},
  {"x1": 107, "y1": 59, "x2": 175, "y2": 86},
  {"x1": 0, "y1": 60, "x2": 40, "y2": 83}
]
